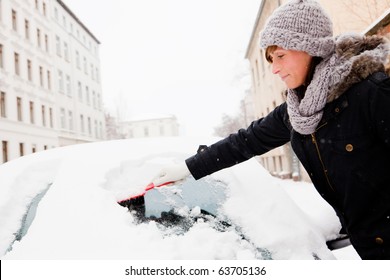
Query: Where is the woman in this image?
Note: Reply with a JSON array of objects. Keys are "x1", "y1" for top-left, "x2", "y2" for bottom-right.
[{"x1": 152, "y1": 0, "x2": 390, "y2": 259}]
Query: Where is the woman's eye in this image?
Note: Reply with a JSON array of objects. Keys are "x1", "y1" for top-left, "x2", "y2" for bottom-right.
[{"x1": 277, "y1": 55, "x2": 284, "y2": 59}]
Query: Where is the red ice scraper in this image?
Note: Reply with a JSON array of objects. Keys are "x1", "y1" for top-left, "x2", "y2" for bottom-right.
[{"x1": 117, "y1": 181, "x2": 174, "y2": 209}]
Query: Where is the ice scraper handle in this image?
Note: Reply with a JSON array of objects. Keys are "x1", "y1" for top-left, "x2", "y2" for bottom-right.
[
  {"x1": 152, "y1": 162, "x2": 191, "y2": 187},
  {"x1": 145, "y1": 181, "x2": 175, "y2": 191},
  {"x1": 118, "y1": 181, "x2": 176, "y2": 204}
]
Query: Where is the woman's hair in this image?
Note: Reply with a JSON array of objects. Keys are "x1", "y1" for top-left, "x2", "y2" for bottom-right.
[
  {"x1": 265, "y1": 45, "x2": 278, "y2": 63},
  {"x1": 305, "y1": 56, "x2": 322, "y2": 86}
]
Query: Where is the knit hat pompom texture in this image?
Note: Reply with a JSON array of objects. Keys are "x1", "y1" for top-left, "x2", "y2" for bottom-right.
[{"x1": 260, "y1": 0, "x2": 335, "y2": 58}]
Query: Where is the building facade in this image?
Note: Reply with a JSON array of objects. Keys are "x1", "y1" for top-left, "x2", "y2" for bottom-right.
[
  {"x1": 0, "y1": 0, "x2": 105, "y2": 164},
  {"x1": 245, "y1": 0, "x2": 390, "y2": 180},
  {"x1": 119, "y1": 114, "x2": 179, "y2": 139}
]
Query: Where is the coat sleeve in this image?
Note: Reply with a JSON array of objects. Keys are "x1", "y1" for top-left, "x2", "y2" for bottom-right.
[{"x1": 185, "y1": 102, "x2": 292, "y2": 179}]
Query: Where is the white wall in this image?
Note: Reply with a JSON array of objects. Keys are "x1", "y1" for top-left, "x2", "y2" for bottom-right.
[{"x1": 120, "y1": 115, "x2": 179, "y2": 138}]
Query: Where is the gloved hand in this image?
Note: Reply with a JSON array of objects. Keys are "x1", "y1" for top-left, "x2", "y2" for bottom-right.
[{"x1": 152, "y1": 162, "x2": 191, "y2": 187}]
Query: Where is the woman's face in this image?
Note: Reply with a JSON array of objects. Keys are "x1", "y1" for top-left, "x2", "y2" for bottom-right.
[{"x1": 269, "y1": 47, "x2": 313, "y2": 89}]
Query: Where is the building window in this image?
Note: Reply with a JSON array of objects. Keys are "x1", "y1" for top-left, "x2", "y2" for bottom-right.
[
  {"x1": 76, "y1": 51, "x2": 80, "y2": 68},
  {"x1": 88, "y1": 117, "x2": 92, "y2": 135},
  {"x1": 58, "y1": 70, "x2": 64, "y2": 92},
  {"x1": 92, "y1": 91, "x2": 96, "y2": 108},
  {"x1": 60, "y1": 108, "x2": 66, "y2": 129},
  {"x1": 68, "y1": 110, "x2": 73, "y2": 131},
  {"x1": 25, "y1": 19, "x2": 30, "y2": 40},
  {"x1": 2, "y1": 140, "x2": 8, "y2": 163},
  {"x1": 44, "y1": 34, "x2": 49, "y2": 52},
  {"x1": 90, "y1": 63, "x2": 94, "y2": 80},
  {"x1": 80, "y1": 114, "x2": 85, "y2": 133},
  {"x1": 12, "y1": 10, "x2": 17, "y2": 31},
  {"x1": 41, "y1": 105, "x2": 46, "y2": 126},
  {"x1": 83, "y1": 57, "x2": 87, "y2": 74},
  {"x1": 14, "y1": 52, "x2": 20, "y2": 76},
  {"x1": 56, "y1": 36, "x2": 61, "y2": 56},
  {"x1": 35, "y1": 0, "x2": 39, "y2": 10},
  {"x1": 66, "y1": 75, "x2": 71, "y2": 96},
  {"x1": 29, "y1": 101, "x2": 34, "y2": 124},
  {"x1": 85, "y1": 86, "x2": 90, "y2": 105},
  {"x1": 47, "y1": 70, "x2": 51, "y2": 90},
  {"x1": 39, "y1": 66, "x2": 44, "y2": 87},
  {"x1": 279, "y1": 156, "x2": 283, "y2": 173},
  {"x1": 97, "y1": 93, "x2": 101, "y2": 110},
  {"x1": 27, "y1": 59, "x2": 32, "y2": 81},
  {"x1": 96, "y1": 68, "x2": 99, "y2": 83},
  {"x1": 42, "y1": 2, "x2": 47, "y2": 17},
  {"x1": 94, "y1": 120, "x2": 98, "y2": 138},
  {"x1": 17, "y1": 97, "x2": 22, "y2": 121},
  {"x1": 78, "y1": 81, "x2": 82, "y2": 101},
  {"x1": 36, "y1": 28, "x2": 41, "y2": 48},
  {"x1": 64, "y1": 42, "x2": 69, "y2": 61},
  {"x1": 1, "y1": 91, "x2": 6, "y2": 118},
  {"x1": 32, "y1": 144, "x2": 36, "y2": 153},
  {"x1": 144, "y1": 127, "x2": 149, "y2": 137},
  {"x1": 19, "y1": 143, "x2": 24, "y2": 156},
  {"x1": 49, "y1": 107, "x2": 53, "y2": 128}
]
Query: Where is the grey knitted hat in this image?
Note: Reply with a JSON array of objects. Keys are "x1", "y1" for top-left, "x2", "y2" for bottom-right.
[{"x1": 260, "y1": 0, "x2": 335, "y2": 58}]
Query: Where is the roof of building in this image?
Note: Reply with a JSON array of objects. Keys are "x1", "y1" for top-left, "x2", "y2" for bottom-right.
[
  {"x1": 122, "y1": 114, "x2": 178, "y2": 123},
  {"x1": 364, "y1": 8, "x2": 390, "y2": 35},
  {"x1": 56, "y1": 0, "x2": 101, "y2": 44},
  {"x1": 245, "y1": 0, "x2": 266, "y2": 59}
]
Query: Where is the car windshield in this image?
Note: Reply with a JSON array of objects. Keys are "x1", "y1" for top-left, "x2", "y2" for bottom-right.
[{"x1": 144, "y1": 177, "x2": 226, "y2": 218}]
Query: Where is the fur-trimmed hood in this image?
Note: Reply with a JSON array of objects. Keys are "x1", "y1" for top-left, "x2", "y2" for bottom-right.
[{"x1": 327, "y1": 34, "x2": 389, "y2": 101}]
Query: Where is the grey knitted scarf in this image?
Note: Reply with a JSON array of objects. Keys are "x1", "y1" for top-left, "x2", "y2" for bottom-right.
[{"x1": 286, "y1": 34, "x2": 389, "y2": 135}]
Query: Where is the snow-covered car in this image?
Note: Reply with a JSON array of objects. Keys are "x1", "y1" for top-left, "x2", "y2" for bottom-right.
[{"x1": 0, "y1": 137, "x2": 352, "y2": 259}]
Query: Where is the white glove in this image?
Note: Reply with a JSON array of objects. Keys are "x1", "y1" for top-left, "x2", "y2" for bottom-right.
[{"x1": 152, "y1": 162, "x2": 190, "y2": 187}]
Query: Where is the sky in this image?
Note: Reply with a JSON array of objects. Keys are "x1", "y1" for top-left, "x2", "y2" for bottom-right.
[{"x1": 61, "y1": 0, "x2": 262, "y2": 137}]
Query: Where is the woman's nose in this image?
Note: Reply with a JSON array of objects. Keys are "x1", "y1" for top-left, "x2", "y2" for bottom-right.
[{"x1": 271, "y1": 62, "x2": 280, "y2": 75}]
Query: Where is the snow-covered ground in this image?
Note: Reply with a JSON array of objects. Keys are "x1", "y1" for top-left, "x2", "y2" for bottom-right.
[{"x1": 0, "y1": 137, "x2": 359, "y2": 260}]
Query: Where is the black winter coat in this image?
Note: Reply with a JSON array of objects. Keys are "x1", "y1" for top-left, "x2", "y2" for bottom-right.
[{"x1": 186, "y1": 72, "x2": 390, "y2": 259}]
